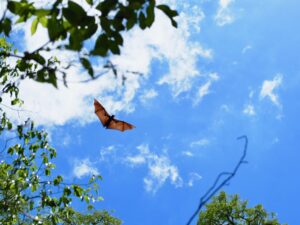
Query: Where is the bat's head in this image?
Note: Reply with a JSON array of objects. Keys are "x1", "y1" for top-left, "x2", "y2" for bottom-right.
[{"x1": 111, "y1": 115, "x2": 115, "y2": 119}]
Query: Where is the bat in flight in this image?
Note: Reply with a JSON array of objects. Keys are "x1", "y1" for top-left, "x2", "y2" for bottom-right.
[{"x1": 94, "y1": 99, "x2": 135, "y2": 132}]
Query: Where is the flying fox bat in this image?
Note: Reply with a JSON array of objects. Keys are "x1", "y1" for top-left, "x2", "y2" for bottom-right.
[{"x1": 94, "y1": 99, "x2": 135, "y2": 132}]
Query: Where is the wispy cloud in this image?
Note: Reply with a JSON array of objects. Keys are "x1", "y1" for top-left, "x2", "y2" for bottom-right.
[
  {"x1": 5, "y1": 3, "x2": 213, "y2": 127},
  {"x1": 194, "y1": 73, "x2": 219, "y2": 105},
  {"x1": 260, "y1": 74, "x2": 283, "y2": 107},
  {"x1": 139, "y1": 89, "x2": 158, "y2": 104},
  {"x1": 126, "y1": 155, "x2": 147, "y2": 166},
  {"x1": 214, "y1": 0, "x2": 235, "y2": 26},
  {"x1": 243, "y1": 104, "x2": 256, "y2": 116},
  {"x1": 72, "y1": 159, "x2": 99, "y2": 179},
  {"x1": 187, "y1": 172, "x2": 202, "y2": 187},
  {"x1": 242, "y1": 45, "x2": 252, "y2": 54},
  {"x1": 125, "y1": 144, "x2": 183, "y2": 194},
  {"x1": 99, "y1": 145, "x2": 117, "y2": 161},
  {"x1": 190, "y1": 138, "x2": 210, "y2": 148},
  {"x1": 182, "y1": 151, "x2": 194, "y2": 157}
]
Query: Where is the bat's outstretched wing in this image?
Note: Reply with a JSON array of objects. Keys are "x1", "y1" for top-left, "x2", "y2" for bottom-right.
[
  {"x1": 94, "y1": 99, "x2": 110, "y2": 126},
  {"x1": 107, "y1": 118, "x2": 135, "y2": 132}
]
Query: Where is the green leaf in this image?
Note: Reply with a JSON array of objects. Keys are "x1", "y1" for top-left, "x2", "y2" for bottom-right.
[
  {"x1": 91, "y1": 34, "x2": 109, "y2": 56},
  {"x1": 73, "y1": 185, "x2": 83, "y2": 197},
  {"x1": 86, "y1": 0, "x2": 93, "y2": 5},
  {"x1": 16, "y1": 16, "x2": 26, "y2": 24},
  {"x1": 112, "y1": 18, "x2": 125, "y2": 31},
  {"x1": 28, "y1": 200, "x2": 34, "y2": 210},
  {"x1": 156, "y1": 5, "x2": 178, "y2": 17},
  {"x1": 80, "y1": 57, "x2": 94, "y2": 77},
  {"x1": 126, "y1": 17, "x2": 137, "y2": 30},
  {"x1": 82, "y1": 23, "x2": 97, "y2": 39},
  {"x1": 26, "y1": 52, "x2": 46, "y2": 65},
  {"x1": 108, "y1": 41, "x2": 120, "y2": 55},
  {"x1": 112, "y1": 32, "x2": 123, "y2": 46},
  {"x1": 97, "y1": 196, "x2": 104, "y2": 201},
  {"x1": 7, "y1": 1, "x2": 21, "y2": 14},
  {"x1": 45, "y1": 168, "x2": 51, "y2": 176},
  {"x1": 67, "y1": 29, "x2": 84, "y2": 50},
  {"x1": 31, "y1": 17, "x2": 39, "y2": 35},
  {"x1": 145, "y1": 0, "x2": 155, "y2": 27},
  {"x1": 139, "y1": 12, "x2": 147, "y2": 29},
  {"x1": 39, "y1": 16, "x2": 48, "y2": 27},
  {"x1": 48, "y1": 69, "x2": 57, "y2": 88},
  {"x1": 96, "y1": 0, "x2": 118, "y2": 17},
  {"x1": 84, "y1": 195, "x2": 90, "y2": 203},
  {"x1": 35, "y1": 9, "x2": 50, "y2": 17},
  {"x1": 48, "y1": 18, "x2": 65, "y2": 41},
  {"x1": 7, "y1": 121, "x2": 12, "y2": 130},
  {"x1": 156, "y1": 4, "x2": 178, "y2": 28},
  {"x1": 100, "y1": 17, "x2": 112, "y2": 33},
  {"x1": 64, "y1": 187, "x2": 72, "y2": 196},
  {"x1": 11, "y1": 98, "x2": 22, "y2": 105},
  {"x1": 54, "y1": 175, "x2": 63, "y2": 186},
  {"x1": 0, "y1": 18, "x2": 12, "y2": 36},
  {"x1": 63, "y1": 1, "x2": 93, "y2": 26},
  {"x1": 35, "y1": 68, "x2": 57, "y2": 88},
  {"x1": 8, "y1": 147, "x2": 14, "y2": 155}
]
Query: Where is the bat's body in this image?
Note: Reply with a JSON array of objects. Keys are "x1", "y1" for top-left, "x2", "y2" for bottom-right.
[
  {"x1": 103, "y1": 115, "x2": 115, "y2": 128},
  {"x1": 94, "y1": 99, "x2": 135, "y2": 132}
]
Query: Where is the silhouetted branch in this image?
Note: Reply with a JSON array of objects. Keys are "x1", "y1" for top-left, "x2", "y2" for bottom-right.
[
  {"x1": 186, "y1": 135, "x2": 248, "y2": 225},
  {"x1": 0, "y1": 8, "x2": 7, "y2": 24},
  {"x1": 0, "y1": 136, "x2": 18, "y2": 154}
]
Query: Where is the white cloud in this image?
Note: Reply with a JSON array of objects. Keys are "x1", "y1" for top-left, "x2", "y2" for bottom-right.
[
  {"x1": 190, "y1": 138, "x2": 210, "y2": 148},
  {"x1": 214, "y1": 0, "x2": 235, "y2": 26},
  {"x1": 180, "y1": 5, "x2": 205, "y2": 33},
  {"x1": 194, "y1": 73, "x2": 219, "y2": 105},
  {"x1": 243, "y1": 104, "x2": 256, "y2": 116},
  {"x1": 260, "y1": 74, "x2": 283, "y2": 107},
  {"x1": 249, "y1": 90, "x2": 255, "y2": 98},
  {"x1": 5, "y1": 3, "x2": 213, "y2": 127},
  {"x1": 139, "y1": 89, "x2": 158, "y2": 104},
  {"x1": 99, "y1": 145, "x2": 117, "y2": 161},
  {"x1": 242, "y1": 45, "x2": 252, "y2": 54},
  {"x1": 0, "y1": 1, "x2": 7, "y2": 18},
  {"x1": 187, "y1": 172, "x2": 202, "y2": 187},
  {"x1": 182, "y1": 151, "x2": 194, "y2": 157},
  {"x1": 126, "y1": 155, "x2": 146, "y2": 166},
  {"x1": 73, "y1": 159, "x2": 99, "y2": 179},
  {"x1": 126, "y1": 144, "x2": 183, "y2": 194}
]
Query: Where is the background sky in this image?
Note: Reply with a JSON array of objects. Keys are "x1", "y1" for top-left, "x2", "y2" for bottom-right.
[{"x1": 2, "y1": 0, "x2": 300, "y2": 224}]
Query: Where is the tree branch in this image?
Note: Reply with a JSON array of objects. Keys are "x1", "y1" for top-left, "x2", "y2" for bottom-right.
[{"x1": 186, "y1": 135, "x2": 248, "y2": 225}]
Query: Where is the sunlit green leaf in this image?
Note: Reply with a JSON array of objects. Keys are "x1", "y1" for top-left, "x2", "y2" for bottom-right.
[{"x1": 31, "y1": 17, "x2": 39, "y2": 35}]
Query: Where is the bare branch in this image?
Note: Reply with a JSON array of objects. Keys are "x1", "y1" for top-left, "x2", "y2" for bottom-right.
[{"x1": 186, "y1": 135, "x2": 248, "y2": 225}]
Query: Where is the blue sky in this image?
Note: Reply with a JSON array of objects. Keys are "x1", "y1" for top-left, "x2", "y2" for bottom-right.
[{"x1": 2, "y1": 0, "x2": 300, "y2": 224}]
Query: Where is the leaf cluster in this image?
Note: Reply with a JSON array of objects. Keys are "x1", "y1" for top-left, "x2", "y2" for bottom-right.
[
  {"x1": 0, "y1": 38, "x2": 120, "y2": 224},
  {"x1": 197, "y1": 192, "x2": 286, "y2": 225},
  {"x1": 0, "y1": 0, "x2": 178, "y2": 86}
]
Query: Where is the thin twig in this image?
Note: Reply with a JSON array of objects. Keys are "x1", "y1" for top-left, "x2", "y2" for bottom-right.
[
  {"x1": 186, "y1": 135, "x2": 248, "y2": 225},
  {"x1": 58, "y1": 70, "x2": 109, "y2": 84},
  {"x1": 1, "y1": 136, "x2": 18, "y2": 154}
]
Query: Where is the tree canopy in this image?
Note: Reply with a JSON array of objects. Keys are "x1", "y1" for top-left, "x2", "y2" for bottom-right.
[
  {"x1": 0, "y1": 37, "x2": 121, "y2": 224},
  {"x1": 0, "y1": 0, "x2": 178, "y2": 224},
  {"x1": 197, "y1": 192, "x2": 286, "y2": 225},
  {"x1": 0, "y1": 0, "x2": 178, "y2": 87}
]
